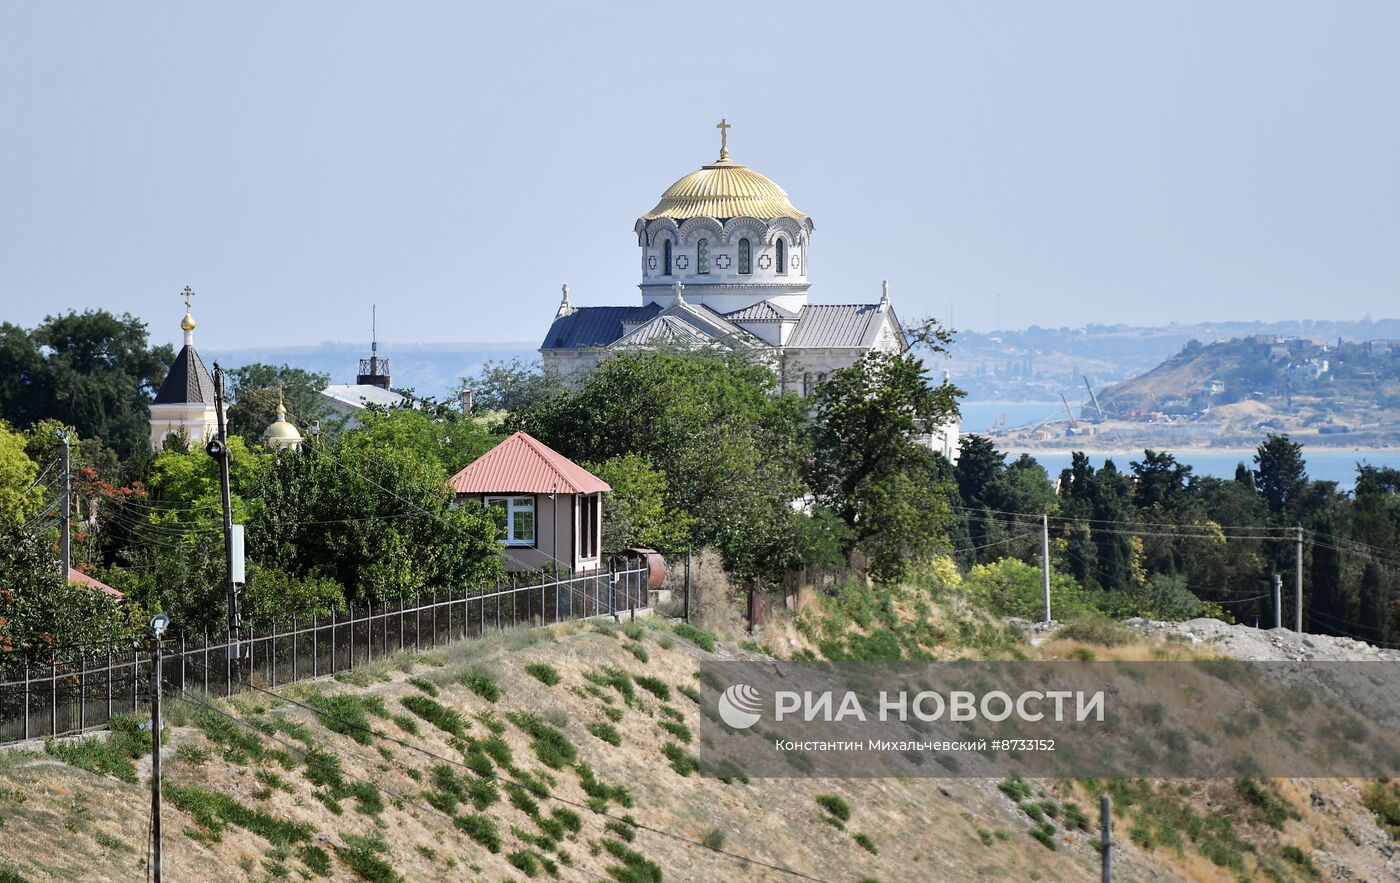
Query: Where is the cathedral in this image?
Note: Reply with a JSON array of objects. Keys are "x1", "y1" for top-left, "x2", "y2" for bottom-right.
[{"x1": 540, "y1": 122, "x2": 958, "y2": 459}]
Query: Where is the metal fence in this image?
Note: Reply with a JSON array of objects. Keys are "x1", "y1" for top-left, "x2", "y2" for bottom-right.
[{"x1": 0, "y1": 564, "x2": 650, "y2": 746}]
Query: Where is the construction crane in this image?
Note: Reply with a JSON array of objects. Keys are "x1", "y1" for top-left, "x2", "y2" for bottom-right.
[
  {"x1": 1060, "y1": 393, "x2": 1078, "y2": 429},
  {"x1": 1083, "y1": 376, "x2": 1106, "y2": 422},
  {"x1": 988, "y1": 413, "x2": 1006, "y2": 435}
]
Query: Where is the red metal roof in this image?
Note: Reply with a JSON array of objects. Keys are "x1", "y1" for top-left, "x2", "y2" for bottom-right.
[
  {"x1": 68, "y1": 568, "x2": 124, "y2": 601},
  {"x1": 447, "y1": 431, "x2": 611, "y2": 495}
]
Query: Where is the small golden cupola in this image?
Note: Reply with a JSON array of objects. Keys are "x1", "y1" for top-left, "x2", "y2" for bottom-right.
[{"x1": 263, "y1": 386, "x2": 303, "y2": 451}]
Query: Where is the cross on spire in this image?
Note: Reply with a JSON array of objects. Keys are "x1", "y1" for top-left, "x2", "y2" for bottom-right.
[
  {"x1": 182, "y1": 285, "x2": 195, "y2": 311},
  {"x1": 715, "y1": 119, "x2": 731, "y2": 161}
]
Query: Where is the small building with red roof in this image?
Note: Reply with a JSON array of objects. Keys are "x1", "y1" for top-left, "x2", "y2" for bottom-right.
[
  {"x1": 68, "y1": 568, "x2": 124, "y2": 601},
  {"x1": 448, "y1": 431, "x2": 610, "y2": 574}
]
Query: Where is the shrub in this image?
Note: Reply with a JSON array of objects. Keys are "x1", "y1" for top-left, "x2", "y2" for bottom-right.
[
  {"x1": 997, "y1": 776, "x2": 1032, "y2": 802},
  {"x1": 45, "y1": 733, "x2": 139, "y2": 783},
  {"x1": 600, "y1": 837, "x2": 662, "y2": 883},
  {"x1": 659, "y1": 720, "x2": 691, "y2": 743},
  {"x1": 460, "y1": 669, "x2": 501, "y2": 702},
  {"x1": 507, "y1": 850, "x2": 540, "y2": 877},
  {"x1": 406, "y1": 676, "x2": 438, "y2": 697},
  {"x1": 961, "y1": 558, "x2": 1097, "y2": 621},
  {"x1": 1363, "y1": 781, "x2": 1400, "y2": 840},
  {"x1": 1237, "y1": 779, "x2": 1299, "y2": 830},
  {"x1": 299, "y1": 844, "x2": 332, "y2": 877},
  {"x1": 1056, "y1": 617, "x2": 1133, "y2": 648},
  {"x1": 163, "y1": 782, "x2": 313, "y2": 846},
  {"x1": 336, "y1": 832, "x2": 402, "y2": 883},
  {"x1": 605, "y1": 818, "x2": 636, "y2": 842},
  {"x1": 676, "y1": 684, "x2": 700, "y2": 704},
  {"x1": 525, "y1": 663, "x2": 562, "y2": 686},
  {"x1": 587, "y1": 721, "x2": 622, "y2": 746},
  {"x1": 178, "y1": 742, "x2": 213, "y2": 765},
  {"x1": 625, "y1": 643, "x2": 649, "y2": 663},
  {"x1": 303, "y1": 746, "x2": 345, "y2": 790},
  {"x1": 854, "y1": 833, "x2": 877, "y2": 854},
  {"x1": 661, "y1": 742, "x2": 698, "y2": 776},
  {"x1": 400, "y1": 695, "x2": 467, "y2": 738},
  {"x1": 506, "y1": 711, "x2": 577, "y2": 769},
  {"x1": 633, "y1": 675, "x2": 670, "y2": 701},
  {"x1": 454, "y1": 812, "x2": 501, "y2": 853},
  {"x1": 816, "y1": 794, "x2": 851, "y2": 823},
  {"x1": 576, "y1": 762, "x2": 633, "y2": 810},
  {"x1": 305, "y1": 692, "x2": 377, "y2": 745},
  {"x1": 702, "y1": 827, "x2": 726, "y2": 850},
  {"x1": 674, "y1": 623, "x2": 716, "y2": 652},
  {"x1": 192, "y1": 708, "x2": 265, "y2": 763}
]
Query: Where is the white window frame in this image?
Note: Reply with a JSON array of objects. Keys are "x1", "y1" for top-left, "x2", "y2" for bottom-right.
[{"x1": 485, "y1": 495, "x2": 536, "y2": 546}]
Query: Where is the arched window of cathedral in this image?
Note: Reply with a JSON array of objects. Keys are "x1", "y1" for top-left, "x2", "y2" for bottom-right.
[
  {"x1": 738, "y1": 238, "x2": 751, "y2": 275},
  {"x1": 775, "y1": 238, "x2": 787, "y2": 276},
  {"x1": 697, "y1": 239, "x2": 709, "y2": 274},
  {"x1": 663, "y1": 240, "x2": 673, "y2": 276}
]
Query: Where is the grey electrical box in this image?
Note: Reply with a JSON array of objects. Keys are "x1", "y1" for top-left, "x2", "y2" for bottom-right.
[{"x1": 231, "y1": 524, "x2": 245, "y2": 584}]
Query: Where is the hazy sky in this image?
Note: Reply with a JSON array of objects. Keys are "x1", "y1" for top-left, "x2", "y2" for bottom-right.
[{"x1": 2, "y1": 3, "x2": 1397, "y2": 351}]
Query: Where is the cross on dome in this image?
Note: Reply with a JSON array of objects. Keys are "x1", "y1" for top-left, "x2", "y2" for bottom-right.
[{"x1": 715, "y1": 118, "x2": 731, "y2": 161}]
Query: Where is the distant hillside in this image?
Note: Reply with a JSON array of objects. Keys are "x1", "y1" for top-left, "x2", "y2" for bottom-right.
[
  {"x1": 1098, "y1": 336, "x2": 1400, "y2": 429},
  {"x1": 945, "y1": 318, "x2": 1400, "y2": 403}
]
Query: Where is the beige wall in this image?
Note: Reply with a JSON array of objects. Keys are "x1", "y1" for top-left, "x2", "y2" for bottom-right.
[{"x1": 461, "y1": 491, "x2": 603, "y2": 574}]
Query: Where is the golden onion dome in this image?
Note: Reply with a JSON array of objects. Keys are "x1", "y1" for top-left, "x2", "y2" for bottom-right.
[
  {"x1": 643, "y1": 157, "x2": 805, "y2": 221},
  {"x1": 264, "y1": 397, "x2": 302, "y2": 445},
  {"x1": 180, "y1": 311, "x2": 196, "y2": 332}
]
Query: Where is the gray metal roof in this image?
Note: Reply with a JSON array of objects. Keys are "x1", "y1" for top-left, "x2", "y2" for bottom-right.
[
  {"x1": 724, "y1": 301, "x2": 799, "y2": 322},
  {"x1": 152, "y1": 345, "x2": 216, "y2": 405},
  {"x1": 786, "y1": 304, "x2": 887, "y2": 348},
  {"x1": 540, "y1": 304, "x2": 661, "y2": 350},
  {"x1": 612, "y1": 302, "x2": 764, "y2": 349},
  {"x1": 320, "y1": 384, "x2": 407, "y2": 409}
]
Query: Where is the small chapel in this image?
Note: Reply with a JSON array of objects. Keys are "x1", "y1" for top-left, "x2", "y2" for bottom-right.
[
  {"x1": 148, "y1": 287, "x2": 220, "y2": 452},
  {"x1": 540, "y1": 122, "x2": 958, "y2": 459}
]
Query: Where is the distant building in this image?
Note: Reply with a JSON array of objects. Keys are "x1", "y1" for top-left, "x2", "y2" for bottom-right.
[
  {"x1": 537, "y1": 122, "x2": 958, "y2": 462},
  {"x1": 317, "y1": 313, "x2": 406, "y2": 428},
  {"x1": 263, "y1": 389, "x2": 303, "y2": 451},
  {"x1": 149, "y1": 287, "x2": 221, "y2": 452},
  {"x1": 448, "y1": 431, "x2": 610, "y2": 574}
]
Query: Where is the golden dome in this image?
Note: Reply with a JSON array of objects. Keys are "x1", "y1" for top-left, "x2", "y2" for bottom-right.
[
  {"x1": 643, "y1": 158, "x2": 805, "y2": 221},
  {"x1": 180, "y1": 311, "x2": 196, "y2": 332},
  {"x1": 264, "y1": 396, "x2": 302, "y2": 446}
]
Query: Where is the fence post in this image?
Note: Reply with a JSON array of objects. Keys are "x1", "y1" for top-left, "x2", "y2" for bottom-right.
[
  {"x1": 23, "y1": 661, "x2": 29, "y2": 742},
  {"x1": 136, "y1": 649, "x2": 143, "y2": 710},
  {"x1": 330, "y1": 609, "x2": 337, "y2": 676},
  {"x1": 291, "y1": 616, "x2": 297, "y2": 682},
  {"x1": 78, "y1": 654, "x2": 85, "y2": 732},
  {"x1": 684, "y1": 549, "x2": 692, "y2": 623},
  {"x1": 415, "y1": 594, "x2": 421, "y2": 652},
  {"x1": 269, "y1": 619, "x2": 276, "y2": 688},
  {"x1": 311, "y1": 615, "x2": 318, "y2": 678},
  {"x1": 248, "y1": 622, "x2": 255, "y2": 688},
  {"x1": 50, "y1": 655, "x2": 57, "y2": 738},
  {"x1": 555, "y1": 577, "x2": 560, "y2": 626},
  {"x1": 106, "y1": 648, "x2": 113, "y2": 721},
  {"x1": 348, "y1": 605, "x2": 354, "y2": 671},
  {"x1": 367, "y1": 601, "x2": 373, "y2": 663},
  {"x1": 399, "y1": 594, "x2": 405, "y2": 653},
  {"x1": 432, "y1": 590, "x2": 438, "y2": 648},
  {"x1": 203, "y1": 630, "x2": 209, "y2": 695}
]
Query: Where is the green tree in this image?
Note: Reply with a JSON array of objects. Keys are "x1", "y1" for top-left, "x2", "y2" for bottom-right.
[
  {"x1": 586, "y1": 454, "x2": 694, "y2": 552},
  {"x1": 1253, "y1": 434, "x2": 1308, "y2": 517},
  {"x1": 226, "y1": 363, "x2": 332, "y2": 441},
  {"x1": 0, "y1": 311, "x2": 174, "y2": 458},
  {"x1": 249, "y1": 436, "x2": 503, "y2": 603},
  {"x1": 809, "y1": 352, "x2": 961, "y2": 581},
  {"x1": 346, "y1": 402, "x2": 501, "y2": 478},
  {"x1": 457, "y1": 358, "x2": 565, "y2": 413},
  {"x1": 0, "y1": 524, "x2": 130, "y2": 662},
  {"x1": 0, "y1": 421, "x2": 42, "y2": 525},
  {"x1": 508, "y1": 351, "x2": 810, "y2": 583}
]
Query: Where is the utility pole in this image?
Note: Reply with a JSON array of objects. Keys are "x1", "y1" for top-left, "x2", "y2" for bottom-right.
[
  {"x1": 1294, "y1": 523, "x2": 1304, "y2": 633},
  {"x1": 148, "y1": 614, "x2": 169, "y2": 883},
  {"x1": 57, "y1": 429, "x2": 71, "y2": 576},
  {"x1": 1041, "y1": 513, "x2": 1052, "y2": 623},
  {"x1": 1271, "y1": 574, "x2": 1282, "y2": 629},
  {"x1": 1100, "y1": 794, "x2": 1112, "y2": 882},
  {"x1": 210, "y1": 364, "x2": 240, "y2": 669}
]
